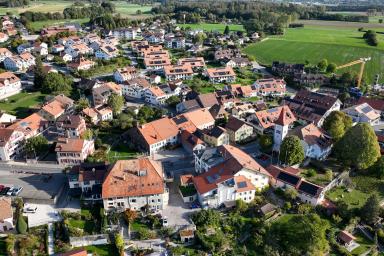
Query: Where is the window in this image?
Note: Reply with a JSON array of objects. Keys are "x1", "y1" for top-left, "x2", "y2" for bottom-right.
[{"x1": 131, "y1": 199, "x2": 136, "y2": 203}]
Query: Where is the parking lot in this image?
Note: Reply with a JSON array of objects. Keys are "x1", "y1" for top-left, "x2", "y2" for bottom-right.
[
  {"x1": 0, "y1": 170, "x2": 66, "y2": 204},
  {"x1": 23, "y1": 204, "x2": 62, "y2": 227}
]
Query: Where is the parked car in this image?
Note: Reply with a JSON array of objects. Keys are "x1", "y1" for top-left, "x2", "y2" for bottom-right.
[
  {"x1": 12, "y1": 187, "x2": 23, "y2": 196},
  {"x1": 1, "y1": 187, "x2": 10, "y2": 195},
  {"x1": 162, "y1": 216, "x2": 168, "y2": 227},
  {"x1": 6, "y1": 187, "x2": 15, "y2": 196},
  {"x1": 23, "y1": 205, "x2": 38, "y2": 213}
]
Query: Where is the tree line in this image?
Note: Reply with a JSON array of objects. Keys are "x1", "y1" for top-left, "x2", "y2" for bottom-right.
[{"x1": 4, "y1": 0, "x2": 29, "y2": 8}]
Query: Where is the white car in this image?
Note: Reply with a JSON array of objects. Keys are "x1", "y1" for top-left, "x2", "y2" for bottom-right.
[
  {"x1": 6, "y1": 187, "x2": 14, "y2": 196},
  {"x1": 162, "y1": 216, "x2": 168, "y2": 227},
  {"x1": 23, "y1": 205, "x2": 37, "y2": 213}
]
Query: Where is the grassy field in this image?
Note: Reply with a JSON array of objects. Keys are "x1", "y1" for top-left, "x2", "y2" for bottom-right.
[
  {"x1": 30, "y1": 18, "x2": 89, "y2": 31},
  {"x1": 0, "y1": 1, "x2": 154, "y2": 19},
  {"x1": 0, "y1": 0, "x2": 72, "y2": 15},
  {"x1": 327, "y1": 187, "x2": 369, "y2": 209},
  {"x1": 0, "y1": 91, "x2": 46, "y2": 118},
  {"x1": 351, "y1": 230, "x2": 373, "y2": 255},
  {"x1": 244, "y1": 25, "x2": 384, "y2": 83},
  {"x1": 177, "y1": 23, "x2": 245, "y2": 33}
]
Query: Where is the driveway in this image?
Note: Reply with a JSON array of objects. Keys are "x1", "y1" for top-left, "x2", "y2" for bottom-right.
[
  {"x1": 161, "y1": 180, "x2": 199, "y2": 228},
  {"x1": 24, "y1": 204, "x2": 62, "y2": 227}
]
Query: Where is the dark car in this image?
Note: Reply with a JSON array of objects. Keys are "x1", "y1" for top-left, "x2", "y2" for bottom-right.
[{"x1": 1, "y1": 187, "x2": 10, "y2": 195}]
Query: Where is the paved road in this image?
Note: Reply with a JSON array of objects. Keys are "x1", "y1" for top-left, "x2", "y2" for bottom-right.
[{"x1": 0, "y1": 161, "x2": 63, "y2": 174}]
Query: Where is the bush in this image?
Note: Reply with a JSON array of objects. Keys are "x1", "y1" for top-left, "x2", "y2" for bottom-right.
[
  {"x1": 137, "y1": 227, "x2": 156, "y2": 240},
  {"x1": 306, "y1": 169, "x2": 317, "y2": 177},
  {"x1": 17, "y1": 215, "x2": 28, "y2": 234}
]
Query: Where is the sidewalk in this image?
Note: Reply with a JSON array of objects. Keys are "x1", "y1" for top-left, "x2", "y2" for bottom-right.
[{"x1": 47, "y1": 223, "x2": 54, "y2": 255}]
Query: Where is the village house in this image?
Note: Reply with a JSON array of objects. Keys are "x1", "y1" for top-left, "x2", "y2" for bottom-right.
[
  {"x1": 82, "y1": 106, "x2": 113, "y2": 124},
  {"x1": 68, "y1": 163, "x2": 107, "y2": 200},
  {"x1": 225, "y1": 116, "x2": 254, "y2": 143},
  {"x1": 214, "y1": 48, "x2": 242, "y2": 61},
  {"x1": 0, "y1": 113, "x2": 16, "y2": 125},
  {"x1": 136, "y1": 44, "x2": 162, "y2": 57},
  {"x1": 55, "y1": 137, "x2": 95, "y2": 166},
  {"x1": 0, "y1": 72, "x2": 22, "y2": 99},
  {"x1": 0, "y1": 32, "x2": 9, "y2": 43},
  {"x1": 39, "y1": 96, "x2": 74, "y2": 122},
  {"x1": 65, "y1": 43, "x2": 93, "y2": 58},
  {"x1": 164, "y1": 35, "x2": 186, "y2": 49},
  {"x1": 177, "y1": 57, "x2": 206, "y2": 71},
  {"x1": 271, "y1": 61, "x2": 305, "y2": 76},
  {"x1": 17, "y1": 43, "x2": 33, "y2": 54},
  {"x1": 343, "y1": 103, "x2": 381, "y2": 126},
  {"x1": 252, "y1": 78, "x2": 286, "y2": 97},
  {"x1": 247, "y1": 105, "x2": 296, "y2": 134},
  {"x1": 67, "y1": 57, "x2": 95, "y2": 71},
  {"x1": 282, "y1": 89, "x2": 341, "y2": 127},
  {"x1": 41, "y1": 25, "x2": 77, "y2": 37},
  {"x1": 338, "y1": 230, "x2": 360, "y2": 252},
  {"x1": 180, "y1": 130, "x2": 206, "y2": 154},
  {"x1": 52, "y1": 44, "x2": 65, "y2": 53},
  {"x1": 33, "y1": 42, "x2": 49, "y2": 56},
  {"x1": 266, "y1": 165, "x2": 325, "y2": 206},
  {"x1": 113, "y1": 66, "x2": 137, "y2": 83},
  {"x1": 0, "y1": 128, "x2": 25, "y2": 161},
  {"x1": 224, "y1": 57, "x2": 250, "y2": 68},
  {"x1": 144, "y1": 86, "x2": 169, "y2": 106},
  {"x1": 102, "y1": 158, "x2": 169, "y2": 212},
  {"x1": 8, "y1": 113, "x2": 48, "y2": 139},
  {"x1": 4, "y1": 52, "x2": 35, "y2": 72},
  {"x1": 0, "y1": 197, "x2": 13, "y2": 232},
  {"x1": 95, "y1": 44, "x2": 119, "y2": 60},
  {"x1": 0, "y1": 48, "x2": 12, "y2": 62},
  {"x1": 143, "y1": 51, "x2": 171, "y2": 70},
  {"x1": 288, "y1": 123, "x2": 333, "y2": 160},
  {"x1": 56, "y1": 114, "x2": 87, "y2": 138},
  {"x1": 201, "y1": 126, "x2": 229, "y2": 147},
  {"x1": 192, "y1": 145, "x2": 271, "y2": 208},
  {"x1": 111, "y1": 27, "x2": 141, "y2": 40},
  {"x1": 164, "y1": 64, "x2": 194, "y2": 81},
  {"x1": 92, "y1": 82, "x2": 122, "y2": 107},
  {"x1": 294, "y1": 73, "x2": 330, "y2": 87},
  {"x1": 206, "y1": 67, "x2": 236, "y2": 84},
  {"x1": 143, "y1": 32, "x2": 164, "y2": 44},
  {"x1": 121, "y1": 78, "x2": 151, "y2": 99}
]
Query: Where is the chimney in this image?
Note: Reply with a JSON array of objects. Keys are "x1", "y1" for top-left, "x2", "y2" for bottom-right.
[{"x1": 123, "y1": 173, "x2": 126, "y2": 181}]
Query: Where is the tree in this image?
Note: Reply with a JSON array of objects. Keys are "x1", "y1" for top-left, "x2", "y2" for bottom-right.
[
  {"x1": 41, "y1": 72, "x2": 72, "y2": 96},
  {"x1": 326, "y1": 63, "x2": 337, "y2": 73},
  {"x1": 267, "y1": 214, "x2": 329, "y2": 255},
  {"x1": 284, "y1": 187, "x2": 298, "y2": 200},
  {"x1": 17, "y1": 215, "x2": 27, "y2": 234},
  {"x1": 81, "y1": 129, "x2": 93, "y2": 140},
  {"x1": 279, "y1": 136, "x2": 305, "y2": 166},
  {"x1": 224, "y1": 25, "x2": 230, "y2": 35},
  {"x1": 165, "y1": 95, "x2": 181, "y2": 108},
  {"x1": 370, "y1": 156, "x2": 384, "y2": 179},
  {"x1": 33, "y1": 57, "x2": 45, "y2": 89},
  {"x1": 334, "y1": 123, "x2": 381, "y2": 170},
  {"x1": 317, "y1": 59, "x2": 328, "y2": 72},
  {"x1": 363, "y1": 30, "x2": 378, "y2": 46},
  {"x1": 25, "y1": 135, "x2": 48, "y2": 158},
  {"x1": 76, "y1": 97, "x2": 90, "y2": 112},
  {"x1": 124, "y1": 209, "x2": 138, "y2": 239},
  {"x1": 259, "y1": 134, "x2": 273, "y2": 153},
  {"x1": 361, "y1": 194, "x2": 380, "y2": 224},
  {"x1": 322, "y1": 111, "x2": 352, "y2": 141},
  {"x1": 379, "y1": 19, "x2": 383, "y2": 24},
  {"x1": 114, "y1": 233, "x2": 124, "y2": 256},
  {"x1": 108, "y1": 93, "x2": 124, "y2": 115}
]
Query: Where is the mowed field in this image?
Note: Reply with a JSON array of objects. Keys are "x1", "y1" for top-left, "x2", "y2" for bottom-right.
[
  {"x1": 244, "y1": 24, "x2": 384, "y2": 83},
  {"x1": 177, "y1": 23, "x2": 245, "y2": 33},
  {"x1": 0, "y1": 0, "x2": 154, "y2": 19}
]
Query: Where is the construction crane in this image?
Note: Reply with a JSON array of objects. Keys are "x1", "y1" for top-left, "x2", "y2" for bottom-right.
[{"x1": 336, "y1": 57, "x2": 371, "y2": 87}]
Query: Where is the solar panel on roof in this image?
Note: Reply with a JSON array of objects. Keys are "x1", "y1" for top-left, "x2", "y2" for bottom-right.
[
  {"x1": 298, "y1": 181, "x2": 320, "y2": 196},
  {"x1": 361, "y1": 105, "x2": 373, "y2": 114},
  {"x1": 277, "y1": 172, "x2": 300, "y2": 186},
  {"x1": 237, "y1": 181, "x2": 247, "y2": 188}
]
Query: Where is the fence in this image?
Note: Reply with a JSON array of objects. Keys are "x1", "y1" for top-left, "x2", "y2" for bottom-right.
[{"x1": 70, "y1": 234, "x2": 109, "y2": 247}]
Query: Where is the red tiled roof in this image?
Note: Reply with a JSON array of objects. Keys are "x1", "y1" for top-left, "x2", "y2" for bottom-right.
[{"x1": 102, "y1": 158, "x2": 164, "y2": 198}]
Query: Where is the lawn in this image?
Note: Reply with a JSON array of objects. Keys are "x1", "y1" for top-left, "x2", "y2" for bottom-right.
[
  {"x1": 114, "y1": 2, "x2": 154, "y2": 18},
  {"x1": 108, "y1": 143, "x2": 139, "y2": 161},
  {"x1": 30, "y1": 18, "x2": 89, "y2": 31},
  {"x1": 243, "y1": 25, "x2": 384, "y2": 83},
  {"x1": 351, "y1": 230, "x2": 373, "y2": 255},
  {"x1": 327, "y1": 187, "x2": 369, "y2": 209},
  {"x1": 177, "y1": 23, "x2": 245, "y2": 33},
  {"x1": 0, "y1": 91, "x2": 47, "y2": 118},
  {"x1": 81, "y1": 245, "x2": 118, "y2": 256},
  {"x1": 67, "y1": 208, "x2": 100, "y2": 234}
]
